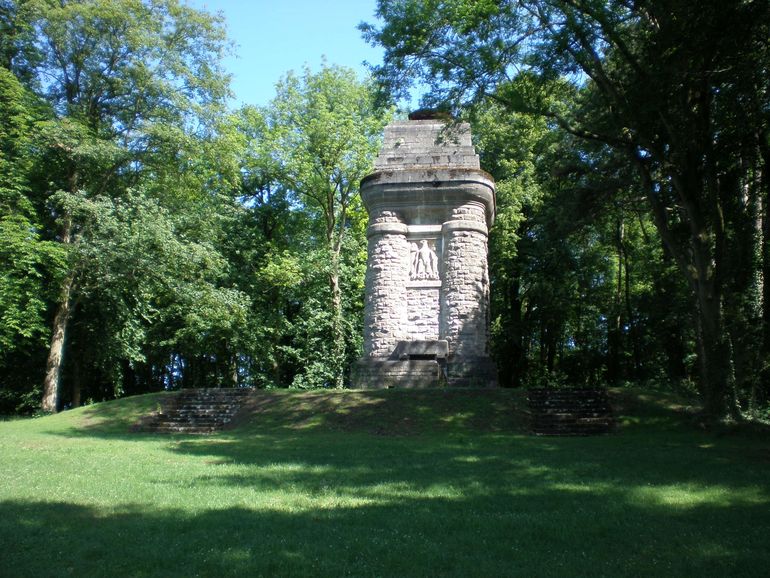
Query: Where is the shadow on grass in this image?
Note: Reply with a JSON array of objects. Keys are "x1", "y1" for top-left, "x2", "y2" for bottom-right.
[
  {"x1": 49, "y1": 388, "x2": 532, "y2": 440},
  {"x1": 229, "y1": 388, "x2": 531, "y2": 436},
  {"x1": 164, "y1": 424, "x2": 769, "y2": 511},
  {"x1": 52, "y1": 386, "x2": 770, "y2": 441},
  {"x1": 49, "y1": 391, "x2": 171, "y2": 436},
  {"x1": 3, "y1": 459, "x2": 769, "y2": 578}
]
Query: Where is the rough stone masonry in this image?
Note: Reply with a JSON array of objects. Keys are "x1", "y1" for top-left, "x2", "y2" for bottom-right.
[{"x1": 352, "y1": 113, "x2": 497, "y2": 388}]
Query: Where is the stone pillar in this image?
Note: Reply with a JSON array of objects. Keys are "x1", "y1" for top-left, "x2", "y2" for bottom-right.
[
  {"x1": 441, "y1": 204, "x2": 495, "y2": 384},
  {"x1": 363, "y1": 211, "x2": 409, "y2": 357},
  {"x1": 441, "y1": 204, "x2": 489, "y2": 356}
]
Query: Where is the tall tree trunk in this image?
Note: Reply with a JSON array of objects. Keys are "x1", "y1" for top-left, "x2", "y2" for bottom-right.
[
  {"x1": 607, "y1": 218, "x2": 624, "y2": 384},
  {"x1": 696, "y1": 291, "x2": 738, "y2": 419},
  {"x1": 623, "y1": 246, "x2": 641, "y2": 376},
  {"x1": 545, "y1": 325, "x2": 556, "y2": 374},
  {"x1": 507, "y1": 276, "x2": 525, "y2": 388},
  {"x1": 759, "y1": 140, "x2": 770, "y2": 408},
  {"x1": 42, "y1": 273, "x2": 74, "y2": 413},
  {"x1": 121, "y1": 359, "x2": 138, "y2": 394},
  {"x1": 229, "y1": 352, "x2": 239, "y2": 387},
  {"x1": 328, "y1": 257, "x2": 345, "y2": 389},
  {"x1": 637, "y1": 155, "x2": 739, "y2": 420},
  {"x1": 71, "y1": 354, "x2": 81, "y2": 408},
  {"x1": 41, "y1": 215, "x2": 74, "y2": 413},
  {"x1": 692, "y1": 234, "x2": 740, "y2": 420}
]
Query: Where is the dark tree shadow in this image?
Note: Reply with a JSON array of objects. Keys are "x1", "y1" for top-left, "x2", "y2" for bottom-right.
[{"x1": 3, "y1": 466, "x2": 769, "y2": 578}]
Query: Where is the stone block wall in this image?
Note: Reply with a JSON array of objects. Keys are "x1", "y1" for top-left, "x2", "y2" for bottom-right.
[
  {"x1": 374, "y1": 120, "x2": 479, "y2": 170},
  {"x1": 363, "y1": 210, "x2": 409, "y2": 357},
  {"x1": 406, "y1": 286, "x2": 440, "y2": 341},
  {"x1": 441, "y1": 205, "x2": 490, "y2": 358}
]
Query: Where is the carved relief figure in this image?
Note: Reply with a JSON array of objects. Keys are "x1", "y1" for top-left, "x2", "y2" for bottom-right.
[
  {"x1": 410, "y1": 242, "x2": 419, "y2": 275},
  {"x1": 410, "y1": 239, "x2": 439, "y2": 280}
]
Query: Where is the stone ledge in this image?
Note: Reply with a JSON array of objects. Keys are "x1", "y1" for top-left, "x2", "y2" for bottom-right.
[
  {"x1": 406, "y1": 279, "x2": 442, "y2": 288},
  {"x1": 391, "y1": 339, "x2": 449, "y2": 360},
  {"x1": 407, "y1": 224, "x2": 443, "y2": 234},
  {"x1": 351, "y1": 359, "x2": 443, "y2": 389},
  {"x1": 361, "y1": 177, "x2": 495, "y2": 227},
  {"x1": 361, "y1": 167, "x2": 494, "y2": 187},
  {"x1": 442, "y1": 219, "x2": 488, "y2": 235},
  {"x1": 367, "y1": 222, "x2": 409, "y2": 237}
]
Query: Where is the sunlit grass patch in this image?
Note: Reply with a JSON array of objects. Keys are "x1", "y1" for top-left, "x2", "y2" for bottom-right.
[{"x1": 628, "y1": 483, "x2": 766, "y2": 510}]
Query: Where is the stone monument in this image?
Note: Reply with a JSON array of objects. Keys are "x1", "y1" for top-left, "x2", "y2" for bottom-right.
[{"x1": 352, "y1": 112, "x2": 497, "y2": 388}]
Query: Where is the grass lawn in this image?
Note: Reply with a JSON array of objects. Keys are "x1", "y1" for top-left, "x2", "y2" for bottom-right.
[{"x1": 1, "y1": 388, "x2": 769, "y2": 577}]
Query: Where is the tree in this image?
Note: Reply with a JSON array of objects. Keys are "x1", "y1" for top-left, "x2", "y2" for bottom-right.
[
  {"x1": 0, "y1": 68, "x2": 62, "y2": 355},
  {"x1": 363, "y1": 0, "x2": 770, "y2": 421},
  {"x1": 254, "y1": 64, "x2": 390, "y2": 388},
  {"x1": 473, "y1": 98, "x2": 672, "y2": 388},
  {"x1": 5, "y1": 0, "x2": 234, "y2": 411},
  {"x1": 0, "y1": 66, "x2": 68, "y2": 413}
]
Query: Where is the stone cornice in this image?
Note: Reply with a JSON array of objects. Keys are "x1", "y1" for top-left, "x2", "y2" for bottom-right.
[
  {"x1": 366, "y1": 222, "x2": 409, "y2": 238},
  {"x1": 442, "y1": 220, "x2": 489, "y2": 235},
  {"x1": 361, "y1": 168, "x2": 496, "y2": 227},
  {"x1": 361, "y1": 167, "x2": 494, "y2": 188}
]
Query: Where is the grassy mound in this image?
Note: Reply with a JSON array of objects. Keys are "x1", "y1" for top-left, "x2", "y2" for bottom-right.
[
  {"x1": 230, "y1": 388, "x2": 530, "y2": 435},
  {"x1": 1, "y1": 388, "x2": 768, "y2": 577}
]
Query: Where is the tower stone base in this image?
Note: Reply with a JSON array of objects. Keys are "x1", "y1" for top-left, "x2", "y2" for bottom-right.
[
  {"x1": 352, "y1": 360, "x2": 443, "y2": 389},
  {"x1": 352, "y1": 339, "x2": 453, "y2": 388}
]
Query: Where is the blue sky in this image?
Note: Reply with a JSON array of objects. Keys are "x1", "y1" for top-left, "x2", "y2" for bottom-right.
[{"x1": 187, "y1": 0, "x2": 387, "y2": 108}]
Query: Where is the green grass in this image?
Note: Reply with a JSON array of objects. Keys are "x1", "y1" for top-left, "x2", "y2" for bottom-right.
[{"x1": 1, "y1": 388, "x2": 768, "y2": 577}]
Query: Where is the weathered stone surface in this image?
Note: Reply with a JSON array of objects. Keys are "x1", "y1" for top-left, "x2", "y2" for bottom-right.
[
  {"x1": 390, "y1": 340, "x2": 449, "y2": 360},
  {"x1": 352, "y1": 359, "x2": 443, "y2": 389},
  {"x1": 407, "y1": 287, "x2": 440, "y2": 340},
  {"x1": 352, "y1": 118, "x2": 497, "y2": 388}
]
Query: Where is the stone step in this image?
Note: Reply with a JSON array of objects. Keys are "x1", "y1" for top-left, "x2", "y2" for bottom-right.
[
  {"x1": 175, "y1": 391, "x2": 248, "y2": 395},
  {"x1": 169, "y1": 403, "x2": 244, "y2": 410},
  {"x1": 133, "y1": 388, "x2": 252, "y2": 435},
  {"x1": 532, "y1": 414, "x2": 612, "y2": 421},
  {"x1": 149, "y1": 421, "x2": 221, "y2": 427},
  {"x1": 531, "y1": 398, "x2": 608, "y2": 402},
  {"x1": 529, "y1": 399, "x2": 610, "y2": 405},
  {"x1": 143, "y1": 426, "x2": 217, "y2": 434},
  {"x1": 528, "y1": 394, "x2": 609, "y2": 400},
  {"x1": 164, "y1": 406, "x2": 239, "y2": 415},
  {"x1": 175, "y1": 396, "x2": 244, "y2": 399},
  {"x1": 153, "y1": 417, "x2": 229, "y2": 425},
  {"x1": 175, "y1": 390, "x2": 251, "y2": 397},
  {"x1": 528, "y1": 388, "x2": 614, "y2": 436},
  {"x1": 158, "y1": 411, "x2": 238, "y2": 419},
  {"x1": 171, "y1": 405, "x2": 242, "y2": 412},
  {"x1": 528, "y1": 387, "x2": 608, "y2": 394},
  {"x1": 533, "y1": 409, "x2": 612, "y2": 414}
]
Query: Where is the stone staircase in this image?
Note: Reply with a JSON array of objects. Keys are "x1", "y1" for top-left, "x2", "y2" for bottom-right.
[
  {"x1": 527, "y1": 388, "x2": 614, "y2": 435},
  {"x1": 135, "y1": 388, "x2": 252, "y2": 434}
]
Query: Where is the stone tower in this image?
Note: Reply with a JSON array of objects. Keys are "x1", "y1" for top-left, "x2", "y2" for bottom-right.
[{"x1": 352, "y1": 114, "x2": 496, "y2": 388}]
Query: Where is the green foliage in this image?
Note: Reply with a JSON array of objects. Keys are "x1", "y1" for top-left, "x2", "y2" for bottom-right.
[
  {"x1": 0, "y1": 66, "x2": 68, "y2": 415},
  {"x1": 366, "y1": 0, "x2": 770, "y2": 419},
  {"x1": 230, "y1": 65, "x2": 390, "y2": 389},
  {"x1": 48, "y1": 190, "x2": 248, "y2": 392},
  {"x1": 466, "y1": 91, "x2": 699, "y2": 391},
  {"x1": 0, "y1": 0, "x2": 250, "y2": 409}
]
